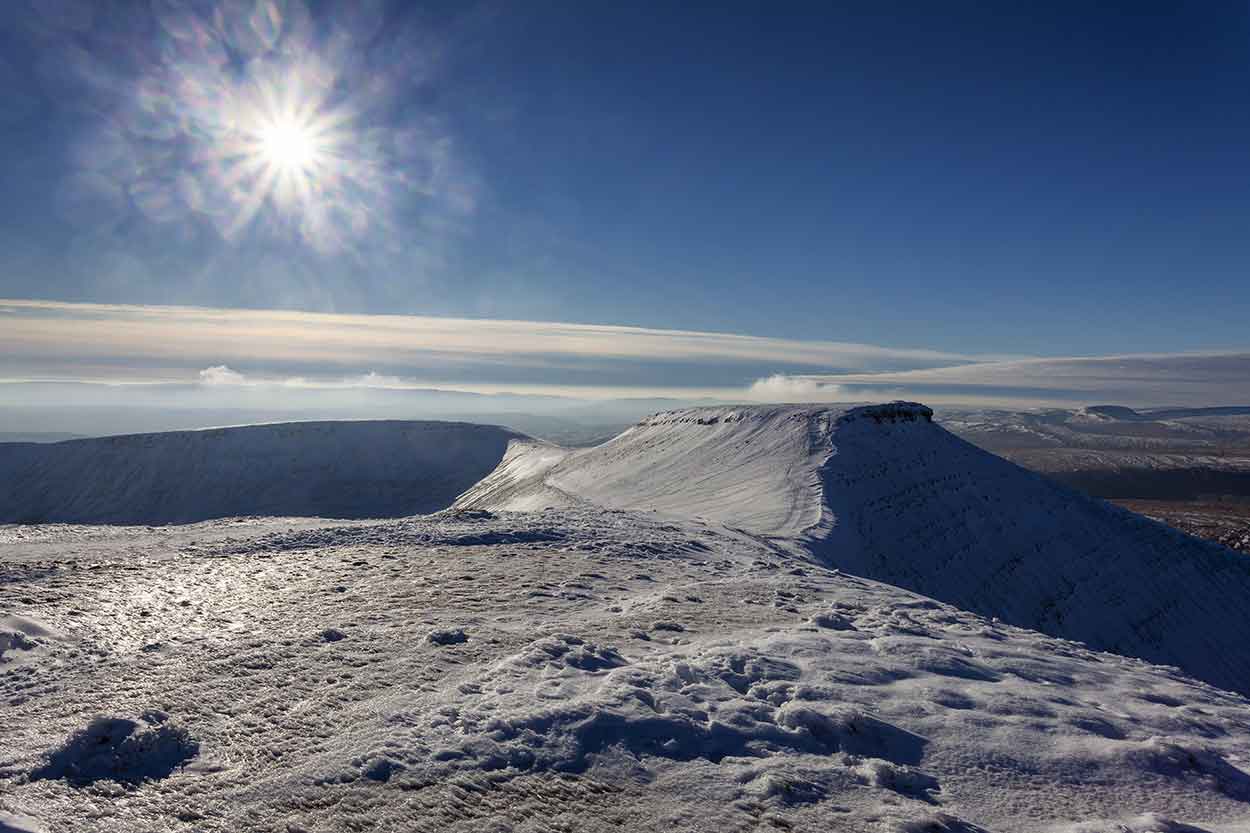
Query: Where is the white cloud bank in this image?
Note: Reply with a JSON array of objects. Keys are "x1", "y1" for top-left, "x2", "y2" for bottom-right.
[
  {"x1": 198, "y1": 365, "x2": 246, "y2": 386},
  {"x1": 745, "y1": 374, "x2": 844, "y2": 403},
  {"x1": 196, "y1": 366, "x2": 411, "y2": 391}
]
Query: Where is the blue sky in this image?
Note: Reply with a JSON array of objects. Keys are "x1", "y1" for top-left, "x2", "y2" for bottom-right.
[{"x1": 1, "y1": 1, "x2": 1249, "y2": 404}]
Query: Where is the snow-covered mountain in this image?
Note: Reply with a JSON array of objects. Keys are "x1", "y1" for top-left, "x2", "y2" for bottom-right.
[
  {"x1": 7, "y1": 404, "x2": 1250, "y2": 831},
  {"x1": 456, "y1": 405, "x2": 838, "y2": 536},
  {"x1": 458, "y1": 403, "x2": 1250, "y2": 696},
  {"x1": 0, "y1": 421, "x2": 523, "y2": 525},
  {"x1": 6, "y1": 406, "x2": 1247, "y2": 694}
]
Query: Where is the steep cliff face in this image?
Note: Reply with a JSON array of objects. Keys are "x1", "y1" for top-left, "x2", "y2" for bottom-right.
[
  {"x1": 0, "y1": 420, "x2": 524, "y2": 525},
  {"x1": 459, "y1": 402, "x2": 1250, "y2": 695}
]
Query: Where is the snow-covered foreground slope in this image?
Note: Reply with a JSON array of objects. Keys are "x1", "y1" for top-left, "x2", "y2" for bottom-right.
[
  {"x1": 0, "y1": 421, "x2": 523, "y2": 524},
  {"x1": 458, "y1": 404, "x2": 1250, "y2": 696},
  {"x1": 4, "y1": 510, "x2": 1250, "y2": 832}
]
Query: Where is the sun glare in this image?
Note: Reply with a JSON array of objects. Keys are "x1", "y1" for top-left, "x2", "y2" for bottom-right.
[
  {"x1": 120, "y1": 0, "x2": 431, "y2": 253},
  {"x1": 259, "y1": 119, "x2": 319, "y2": 171},
  {"x1": 218, "y1": 85, "x2": 355, "y2": 243}
]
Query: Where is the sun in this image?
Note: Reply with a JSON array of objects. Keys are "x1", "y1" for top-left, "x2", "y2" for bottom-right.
[
  {"x1": 205, "y1": 64, "x2": 368, "y2": 246},
  {"x1": 258, "y1": 118, "x2": 320, "y2": 172}
]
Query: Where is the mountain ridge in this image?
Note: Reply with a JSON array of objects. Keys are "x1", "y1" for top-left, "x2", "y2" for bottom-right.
[
  {"x1": 458, "y1": 402, "x2": 1250, "y2": 696},
  {"x1": 0, "y1": 420, "x2": 524, "y2": 525},
  {"x1": 6, "y1": 405, "x2": 1250, "y2": 695}
]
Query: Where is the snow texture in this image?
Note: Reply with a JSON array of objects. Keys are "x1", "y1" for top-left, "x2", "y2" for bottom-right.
[{"x1": 3, "y1": 509, "x2": 1250, "y2": 831}]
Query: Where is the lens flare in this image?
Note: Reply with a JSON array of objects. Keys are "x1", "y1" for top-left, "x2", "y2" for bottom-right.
[{"x1": 54, "y1": 0, "x2": 474, "y2": 257}]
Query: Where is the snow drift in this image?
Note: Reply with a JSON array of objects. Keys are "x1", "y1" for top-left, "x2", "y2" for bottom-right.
[
  {"x1": 0, "y1": 420, "x2": 524, "y2": 524},
  {"x1": 459, "y1": 403, "x2": 1250, "y2": 696}
]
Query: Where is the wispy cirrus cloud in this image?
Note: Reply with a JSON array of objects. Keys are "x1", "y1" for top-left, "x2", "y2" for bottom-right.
[
  {"x1": 5, "y1": 299, "x2": 1249, "y2": 408},
  {"x1": 0, "y1": 298, "x2": 984, "y2": 393},
  {"x1": 757, "y1": 353, "x2": 1250, "y2": 407}
]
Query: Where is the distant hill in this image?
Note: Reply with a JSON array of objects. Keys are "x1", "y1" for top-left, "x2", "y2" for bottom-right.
[
  {"x1": 940, "y1": 404, "x2": 1250, "y2": 499},
  {"x1": 0, "y1": 432, "x2": 86, "y2": 444},
  {"x1": 0, "y1": 421, "x2": 523, "y2": 525}
]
